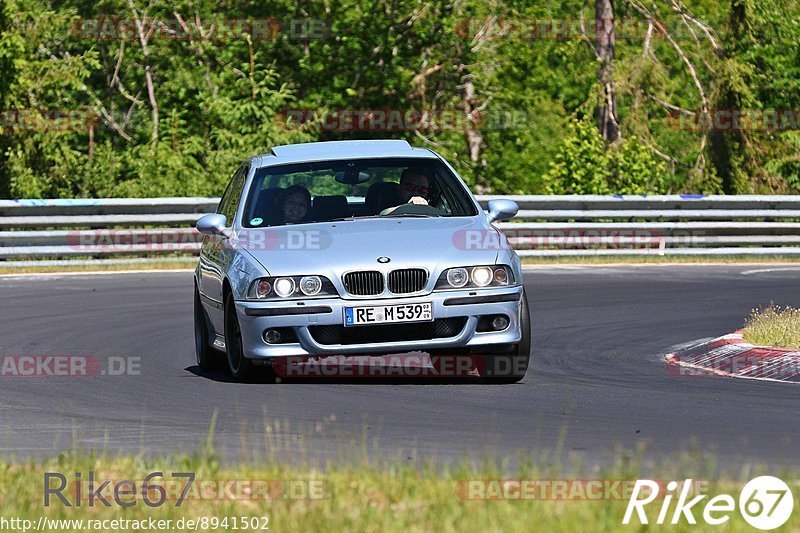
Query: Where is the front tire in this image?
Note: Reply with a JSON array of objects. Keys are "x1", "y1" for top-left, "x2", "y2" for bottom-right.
[
  {"x1": 224, "y1": 293, "x2": 256, "y2": 382},
  {"x1": 482, "y1": 290, "x2": 531, "y2": 384},
  {"x1": 195, "y1": 289, "x2": 222, "y2": 371}
]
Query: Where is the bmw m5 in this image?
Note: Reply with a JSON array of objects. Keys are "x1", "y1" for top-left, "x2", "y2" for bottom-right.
[{"x1": 194, "y1": 140, "x2": 530, "y2": 382}]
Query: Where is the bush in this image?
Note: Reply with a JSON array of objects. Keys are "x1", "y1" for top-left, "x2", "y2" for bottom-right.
[{"x1": 543, "y1": 118, "x2": 667, "y2": 195}]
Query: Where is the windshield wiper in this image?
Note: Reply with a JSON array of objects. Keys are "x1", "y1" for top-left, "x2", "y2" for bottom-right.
[
  {"x1": 327, "y1": 215, "x2": 383, "y2": 222},
  {"x1": 327, "y1": 213, "x2": 442, "y2": 222},
  {"x1": 382, "y1": 213, "x2": 441, "y2": 218}
]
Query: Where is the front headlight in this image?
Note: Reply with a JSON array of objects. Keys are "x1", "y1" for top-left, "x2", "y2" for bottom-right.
[
  {"x1": 446, "y1": 268, "x2": 469, "y2": 288},
  {"x1": 434, "y1": 265, "x2": 514, "y2": 290},
  {"x1": 273, "y1": 277, "x2": 296, "y2": 298},
  {"x1": 299, "y1": 276, "x2": 323, "y2": 296},
  {"x1": 247, "y1": 275, "x2": 338, "y2": 300},
  {"x1": 471, "y1": 266, "x2": 493, "y2": 287}
]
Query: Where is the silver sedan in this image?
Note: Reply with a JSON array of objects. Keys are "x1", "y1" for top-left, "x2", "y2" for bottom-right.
[{"x1": 194, "y1": 140, "x2": 530, "y2": 382}]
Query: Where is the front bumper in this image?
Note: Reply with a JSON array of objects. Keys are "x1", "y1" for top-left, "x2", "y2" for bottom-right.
[{"x1": 235, "y1": 285, "x2": 524, "y2": 358}]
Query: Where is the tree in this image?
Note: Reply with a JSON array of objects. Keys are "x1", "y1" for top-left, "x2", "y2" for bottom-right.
[
  {"x1": 0, "y1": 0, "x2": 20, "y2": 196},
  {"x1": 595, "y1": 0, "x2": 619, "y2": 142},
  {"x1": 0, "y1": 0, "x2": 798, "y2": 198}
]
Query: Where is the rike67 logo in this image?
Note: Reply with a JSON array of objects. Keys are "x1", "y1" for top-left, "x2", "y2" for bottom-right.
[{"x1": 623, "y1": 476, "x2": 793, "y2": 530}]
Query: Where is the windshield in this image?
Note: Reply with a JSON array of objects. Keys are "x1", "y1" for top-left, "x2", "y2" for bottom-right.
[{"x1": 241, "y1": 157, "x2": 478, "y2": 228}]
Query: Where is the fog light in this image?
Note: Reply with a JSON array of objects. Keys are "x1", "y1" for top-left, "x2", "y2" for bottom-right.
[
  {"x1": 491, "y1": 316, "x2": 509, "y2": 331},
  {"x1": 263, "y1": 329, "x2": 282, "y2": 344}
]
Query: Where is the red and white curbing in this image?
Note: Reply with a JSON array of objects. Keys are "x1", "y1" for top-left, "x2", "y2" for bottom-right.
[{"x1": 666, "y1": 331, "x2": 800, "y2": 383}]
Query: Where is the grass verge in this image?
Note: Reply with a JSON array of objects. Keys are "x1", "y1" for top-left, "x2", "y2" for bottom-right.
[
  {"x1": 0, "y1": 450, "x2": 797, "y2": 532},
  {"x1": 0, "y1": 259, "x2": 195, "y2": 275},
  {"x1": 0, "y1": 255, "x2": 798, "y2": 276},
  {"x1": 520, "y1": 255, "x2": 800, "y2": 265},
  {"x1": 743, "y1": 305, "x2": 800, "y2": 349}
]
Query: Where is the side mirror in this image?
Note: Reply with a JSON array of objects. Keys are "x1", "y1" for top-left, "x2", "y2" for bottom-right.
[
  {"x1": 486, "y1": 199, "x2": 519, "y2": 223},
  {"x1": 196, "y1": 213, "x2": 228, "y2": 236}
]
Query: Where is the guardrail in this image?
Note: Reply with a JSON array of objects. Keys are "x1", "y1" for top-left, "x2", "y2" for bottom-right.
[{"x1": 2, "y1": 195, "x2": 800, "y2": 261}]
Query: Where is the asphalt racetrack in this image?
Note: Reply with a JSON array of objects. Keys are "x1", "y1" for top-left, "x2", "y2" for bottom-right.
[{"x1": 1, "y1": 265, "x2": 799, "y2": 468}]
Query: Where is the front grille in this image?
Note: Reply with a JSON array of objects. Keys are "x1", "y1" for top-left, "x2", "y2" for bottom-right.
[
  {"x1": 343, "y1": 271, "x2": 384, "y2": 295},
  {"x1": 309, "y1": 318, "x2": 467, "y2": 346},
  {"x1": 388, "y1": 268, "x2": 428, "y2": 294}
]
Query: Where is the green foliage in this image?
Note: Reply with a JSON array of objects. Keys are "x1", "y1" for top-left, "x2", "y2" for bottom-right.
[
  {"x1": 543, "y1": 119, "x2": 613, "y2": 194},
  {"x1": 765, "y1": 132, "x2": 800, "y2": 193},
  {"x1": 0, "y1": 0, "x2": 798, "y2": 198},
  {"x1": 613, "y1": 138, "x2": 667, "y2": 194},
  {"x1": 544, "y1": 118, "x2": 667, "y2": 194}
]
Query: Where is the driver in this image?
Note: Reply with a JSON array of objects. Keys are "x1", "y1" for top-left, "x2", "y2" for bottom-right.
[
  {"x1": 279, "y1": 185, "x2": 312, "y2": 224},
  {"x1": 381, "y1": 167, "x2": 431, "y2": 215}
]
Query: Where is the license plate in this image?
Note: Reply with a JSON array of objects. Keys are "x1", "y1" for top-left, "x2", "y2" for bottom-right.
[{"x1": 344, "y1": 302, "x2": 433, "y2": 326}]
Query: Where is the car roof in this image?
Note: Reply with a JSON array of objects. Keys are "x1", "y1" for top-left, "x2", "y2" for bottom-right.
[{"x1": 249, "y1": 140, "x2": 438, "y2": 167}]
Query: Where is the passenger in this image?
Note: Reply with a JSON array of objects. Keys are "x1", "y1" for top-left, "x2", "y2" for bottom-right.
[
  {"x1": 279, "y1": 185, "x2": 312, "y2": 224},
  {"x1": 381, "y1": 168, "x2": 431, "y2": 214}
]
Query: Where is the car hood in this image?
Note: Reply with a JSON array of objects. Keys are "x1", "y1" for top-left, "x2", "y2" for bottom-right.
[{"x1": 234, "y1": 216, "x2": 504, "y2": 279}]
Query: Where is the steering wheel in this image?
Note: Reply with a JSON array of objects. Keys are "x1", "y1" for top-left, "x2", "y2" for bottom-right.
[{"x1": 384, "y1": 203, "x2": 446, "y2": 216}]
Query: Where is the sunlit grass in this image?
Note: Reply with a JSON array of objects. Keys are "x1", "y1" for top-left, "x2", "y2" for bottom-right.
[
  {"x1": 743, "y1": 304, "x2": 800, "y2": 349},
  {"x1": 0, "y1": 254, "x2": 796, "y2": 276},
  {"x1": 0, "y1": 415, "x2": 796, "y2": 531},
  {"x1": 521, "y1": 255, "x2": 800, "y2": 265},
  {"x1": 0, "y1": 259, "x2": 195, "y2": 275},
  {"x1": 0, "y1": 453, "x2": 797, "y2": 532}
]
